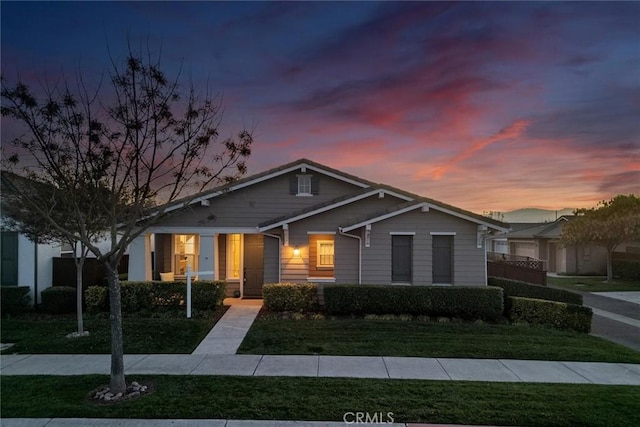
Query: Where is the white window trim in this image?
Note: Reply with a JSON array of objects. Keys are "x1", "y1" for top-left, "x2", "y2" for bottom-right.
[
  {"x1": 430, "y1": 232, "x2": 457, "y2": 236},
  {"x1": 307, "y1": 277, "x2": 336, "y2": 283},
  {"x1": 306, "y1": 231, "x2": 336, "y2": 235},
  {"x1": 389, "y1": 232, "x2": 416, "y2": 235},
  {"x1": 316, "y1": 239, "x2": 335, "y2": 268}
]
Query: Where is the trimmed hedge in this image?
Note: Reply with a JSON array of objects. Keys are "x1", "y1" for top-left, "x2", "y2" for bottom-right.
[
  {"x1": 263, "y1": 283, "x2": 318, "y2": 312},
  {"x1": 85, "y1": 280, "x2": 226, "y2": 313},
  {"x1": 488, "y1": 276, "x2": 582, "y2": 305},
  {"x1": 85, "y1": 286, "x2": 108, "y2": 313},
  {"x1": 323, "y1": 284, "x2": 504, "y2": 321},
  {"x1": 41, "y1": 286, "x2": 76, "y2": 314},
  {"x1": 613, "y1": 259, "x2": 640, "y2": 281},
  {"x1": 1, "y1": 286, "x2": 31, "y2": 315},
  {"x1": 507, "y1": 296, "x2": 592, "y2": 333}
]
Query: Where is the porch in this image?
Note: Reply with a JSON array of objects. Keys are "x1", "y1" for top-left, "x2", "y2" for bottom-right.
[{"x1": 127, "y1": 231, "x2": 280, "y2": 298}]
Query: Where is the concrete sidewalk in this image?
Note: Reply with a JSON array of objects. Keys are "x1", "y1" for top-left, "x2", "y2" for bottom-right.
[{"x1": 2, "y1": 353, "x2": 639, "y2": 385}]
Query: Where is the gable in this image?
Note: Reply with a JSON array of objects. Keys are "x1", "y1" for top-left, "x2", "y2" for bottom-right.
[{"x1": 153, "y1": 169, "x2": 366, "y2": 228}]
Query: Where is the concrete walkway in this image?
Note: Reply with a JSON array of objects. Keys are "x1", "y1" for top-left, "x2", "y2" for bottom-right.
[
  {"x1": 2, "y1": 353, "x2": 639, "y2": 385},
  {"x1": 192, "y1": 300, "x2": 262, "y2": 355}
]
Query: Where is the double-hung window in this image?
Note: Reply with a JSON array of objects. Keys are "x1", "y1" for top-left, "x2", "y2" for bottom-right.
[
  {"x1": 298, "y1": 175, "x2": 312, "y2": 195},
  {"x1": 317, "y1": 240, "x2": 334, "y2": 268}
]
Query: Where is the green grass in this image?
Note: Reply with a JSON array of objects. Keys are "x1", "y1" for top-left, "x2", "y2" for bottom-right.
[
  {"x1": 548, "y1": 276, "x2": 640, "y2": 292},
  {"x1": 1, "y1": 375, "x2": 639, "y2": 426},
  {"x1": 1, "y1": 308, "x2": 227, "y2": 354},
  {"x1": 237, "y1": 318, "x2": 640, "y2": 363}
]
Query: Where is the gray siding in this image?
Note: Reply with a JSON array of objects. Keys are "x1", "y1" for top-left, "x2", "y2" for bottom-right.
[
  {"x1": 361, "y1": 209, "x2": 485, "y2": 286},
  {"x1": 154, "y1": 172, "x2": 362, "y2": 228},
  {"x1": 280, "y1": 195, "x2": 405, "y2": 283}
]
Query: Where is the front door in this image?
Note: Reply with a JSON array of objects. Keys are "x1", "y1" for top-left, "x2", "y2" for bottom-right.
[
  {"x1": 243, "y1": 234, "x2": 264, "y2": 298},
  {"x1": 391, "y1": 235, "x2": 412, "y2": 283}
]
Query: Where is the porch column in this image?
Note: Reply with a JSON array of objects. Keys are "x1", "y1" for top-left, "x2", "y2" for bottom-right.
[
  {"x1": 198, "y1": 234, "x2": 215, "y2": 280},
  {"x1": 128, "y1": 233, "x2": 152, "y2": 281}
]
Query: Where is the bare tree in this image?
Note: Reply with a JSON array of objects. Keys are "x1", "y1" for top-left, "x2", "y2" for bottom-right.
[
  {"x1": 1, "y1": 172, "x2": 104, "y2": 335},
  {"x1": 1, "y1": 45, "x2": 252, "y2": 393}
]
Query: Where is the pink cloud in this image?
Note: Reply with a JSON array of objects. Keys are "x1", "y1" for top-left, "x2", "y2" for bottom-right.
[{"x1": 416, "y1": 119, "x2": 530, "y2": 180}]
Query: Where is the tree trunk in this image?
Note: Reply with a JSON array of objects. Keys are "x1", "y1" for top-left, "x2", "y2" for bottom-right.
[
  {"x1": 606, "y1": 248, "x2": 613, "y2": 283},
  {"x1": 105, "y1": 261, "x2": 126, "y2": 394},
  {"x1": 75, "y1": 257, "x2": 84, "y2": 334}
]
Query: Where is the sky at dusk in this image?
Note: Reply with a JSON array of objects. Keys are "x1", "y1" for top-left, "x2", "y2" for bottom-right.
[{"x1": 2, "y1": 1, "x2": 639, "y2": 213}]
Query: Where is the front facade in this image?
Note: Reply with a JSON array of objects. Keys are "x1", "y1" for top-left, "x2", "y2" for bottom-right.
[{"x1": 128, "y1": 159, "x2": 508, "y2": 297}]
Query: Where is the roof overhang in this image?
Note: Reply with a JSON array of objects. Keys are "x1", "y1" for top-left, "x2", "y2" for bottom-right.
[
  {"x1": 258, "y1": 188, "x2": 412, "y2": 232},
  {"x1": 340, "y1": 202, "x2": 510, "y2": 233}
]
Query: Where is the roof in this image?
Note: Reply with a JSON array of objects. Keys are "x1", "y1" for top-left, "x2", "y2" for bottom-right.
[
  {"x1": 506, "y1": 216, "x2": 573, "y2": 239},
  {"x1": 163, "y1": 158, "x2": 509, "y2": 231}
]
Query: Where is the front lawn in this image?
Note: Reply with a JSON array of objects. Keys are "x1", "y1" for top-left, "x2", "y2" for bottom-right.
[
  {"x1": 237, "y1": 317, "x2": 640, "y2": 363},
  {"x1": 548, "y1": 276, "x2": 640, "y2": 292},
  {"x1": 1, "y1": 307, "x2": 227, "y2": 354},
  {"x1": 2, "y1": 375, "x2": 639, "y2": 426}
]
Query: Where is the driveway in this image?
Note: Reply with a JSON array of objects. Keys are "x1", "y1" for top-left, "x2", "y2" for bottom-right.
[{"x1": 572, "y1": 290, "x2": 640, "y2": 351}]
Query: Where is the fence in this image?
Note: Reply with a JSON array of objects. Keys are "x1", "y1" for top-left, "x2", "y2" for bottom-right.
[
  {"x1": 487, "y1": 252, "x2": 547, "y2": 286},
  {"x1": 52, "y1": 255, "x2": 129, "y2": 289}
]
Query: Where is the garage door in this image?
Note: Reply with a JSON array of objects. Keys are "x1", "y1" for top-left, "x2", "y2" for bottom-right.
[{"x1": 513, "y1": 242, "x2": 536, "y2": 259}]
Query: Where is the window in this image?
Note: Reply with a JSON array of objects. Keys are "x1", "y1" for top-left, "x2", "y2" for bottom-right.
[
  {"x1": 174, "y1": 234, "x2": 198, "y2": 275},
  {"x1": 60, "y1": 242, "x2": 74, "y2": 258},
  {"x1": 317, "y1": 240, "x2": 334, "y2": 268},
  {"x1": 298, "y1": 174, "x2": 312, "y2": 195},
  {"x1": 227, "y1": 233, "x2": 242, "y2": 280},
  {"x1": 289, "y1": 174, "x2": 319, "y2": 196}
]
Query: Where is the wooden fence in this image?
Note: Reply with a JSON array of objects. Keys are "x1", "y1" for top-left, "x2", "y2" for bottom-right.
[{"x1": 52, "y1": 255, "x2": 129, "y2": 289}]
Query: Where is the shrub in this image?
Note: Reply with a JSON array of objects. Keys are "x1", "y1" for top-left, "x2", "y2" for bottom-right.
[
  {"x1": 507, "y1": 296, "x2": 592, "y2": 333},
  {"x1": 192, "y1": 280, "x2": 226, "y2": 310},
  {"x1": 323, "y1": 285, "x2": 503, "y2": 321},
  {"x1": 613, "y1": 260, "x2": 640, "y2": 281},
  {"x1": 85, "y1": 280, "x2": 226, "y2": 313},
  {"x1": 1, "y1": 286, "x2": 31, "y2": 315},
  {"x1": 263, "y1": 283, "x2": 318, "y2": 312},
  {"x1": 488, "y1": 276, "x2": 582, "y2": 306},
  {"x1": 85, "y1": 286, "x2": 108, "y2": 313},
  {"x1": 41, "y1": 286, "x2": 76, "y2": 314}
]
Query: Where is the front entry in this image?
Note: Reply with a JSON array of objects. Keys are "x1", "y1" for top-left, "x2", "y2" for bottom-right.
[{"x1": 243, "y1": 234, "x2": 264, "y2": 298}]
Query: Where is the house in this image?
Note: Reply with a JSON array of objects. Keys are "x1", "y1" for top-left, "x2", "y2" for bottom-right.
[
  {"x1": 0, "y1": 172, "x2": 60, "y2": 303},
  {"x1": 127, "y1": 159, "x2": 509, "y2": 297},
  {"x1": 500, "y1": 216, "x2": 611, "y2": 275},
  {"x1": 0, "y1": 171, "x2": 117, "y2": 304}
]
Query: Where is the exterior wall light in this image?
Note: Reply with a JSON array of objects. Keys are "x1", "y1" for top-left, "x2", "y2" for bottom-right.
[{"x1": 293, "y1": 246, "x2": 301, "y2": 258}]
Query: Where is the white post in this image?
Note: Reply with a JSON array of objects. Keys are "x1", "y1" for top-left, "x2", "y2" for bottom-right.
[{"x1": 186, "y1": 265, "x2": 192, "y2": 319}]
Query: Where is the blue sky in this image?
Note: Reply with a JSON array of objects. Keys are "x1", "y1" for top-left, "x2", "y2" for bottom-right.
[{"x1": 2, "y1": 1, "x2": 639, "y2": 212}]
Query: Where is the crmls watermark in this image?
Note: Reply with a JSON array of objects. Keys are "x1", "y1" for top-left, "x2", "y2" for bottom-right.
[{"x1": 343, "y1": 411, "x2": 395, "y2": 424}]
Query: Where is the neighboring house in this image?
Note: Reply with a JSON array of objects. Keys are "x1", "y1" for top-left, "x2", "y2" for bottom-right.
[
  {"x1": 0, "y1": 229, "x2": 60, "y2": 304},
  {"x1": 128, "y1": 159, "x2": 508, "y2": 297},
  {"x1": 0, "y1": 171, "x2": 116, "y2": 303},
  {"x1": 0, "y1": 172, "x2": 61, "y2": 303},
  {"x1": 501, "y1": 216, "x2": 611, "y2": 275}
]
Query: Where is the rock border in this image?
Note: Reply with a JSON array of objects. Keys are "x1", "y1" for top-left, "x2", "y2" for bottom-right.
[{"x1": 89, "y1": 380, "x2": 153, "y2": 405}]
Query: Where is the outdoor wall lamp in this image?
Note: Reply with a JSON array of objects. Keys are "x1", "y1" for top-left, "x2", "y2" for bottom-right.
[{"x1": 293, "y1": 246, "x2": 301, "y2": 258}]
